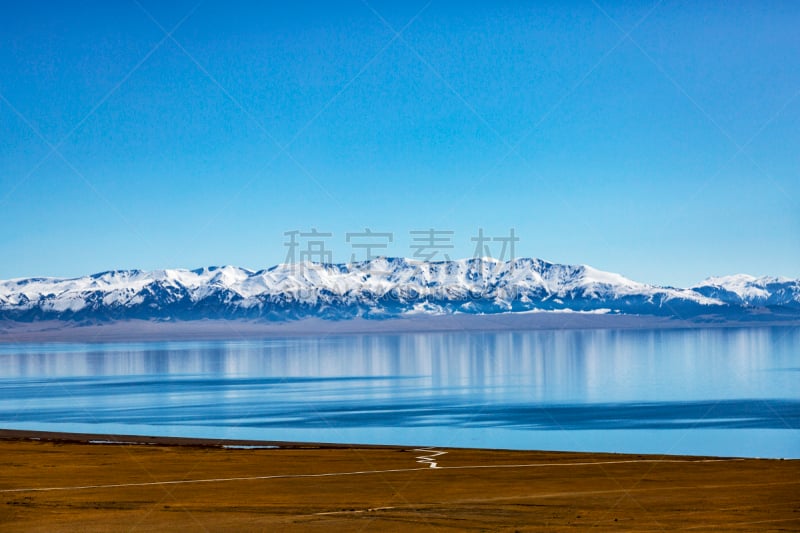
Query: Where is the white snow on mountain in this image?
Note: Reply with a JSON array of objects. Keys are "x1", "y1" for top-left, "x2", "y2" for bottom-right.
[
  {"x1": 0, "y1": 258, "x2": 797, "y2": 320},
  {"x1": 692, "y1": 273, "x2": 800, "y2": 306}
]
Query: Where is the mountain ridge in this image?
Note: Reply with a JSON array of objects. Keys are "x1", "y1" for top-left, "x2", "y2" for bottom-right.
[{"x1": 1, "y1": 257, "x2": 798, "y2": 323}]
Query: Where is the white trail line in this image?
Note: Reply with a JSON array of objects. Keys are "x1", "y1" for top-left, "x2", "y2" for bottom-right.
[
  {"x1": 413, "y1": 447, "x2": 447, "y2": 468},
  {"x1": 315, "y1": 506, "x2": 396, "y2": 516},
  {"x1": 0, "y1": 458, "x2": 748, "y2": 494}
]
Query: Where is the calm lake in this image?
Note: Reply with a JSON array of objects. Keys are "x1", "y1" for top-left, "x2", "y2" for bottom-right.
[{"x1": 1, "y1": 326, "x2": 798, "y2": 458}]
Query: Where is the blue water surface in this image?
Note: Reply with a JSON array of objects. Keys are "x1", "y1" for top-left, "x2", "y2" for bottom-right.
[{"x1": 0, "y1": 326, "x2": 797, "y2": 457}]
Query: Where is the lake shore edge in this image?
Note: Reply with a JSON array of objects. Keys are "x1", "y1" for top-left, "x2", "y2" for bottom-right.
[
  {"x1": 0, "y1": 427, "x2": 760, "y2": 457},
  {"x1": 3, "y1": 313, "x2": 799, "y2": 343}
]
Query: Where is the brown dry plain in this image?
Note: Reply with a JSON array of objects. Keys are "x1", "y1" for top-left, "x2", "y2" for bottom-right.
[{"x1": 1, "y1": 431, "x2": 799, "y2": 532}]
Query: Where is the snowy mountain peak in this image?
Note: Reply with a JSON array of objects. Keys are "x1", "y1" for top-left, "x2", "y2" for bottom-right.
[
  {"x1": 692, "y1": 273, "x2": 800, "y2": 306},
  {"x1": 696, "y1": 274, "x2": 793, "y2": 287},
  {"x1": 0, "y1": 258, "x2": 798, "y2": 323}
]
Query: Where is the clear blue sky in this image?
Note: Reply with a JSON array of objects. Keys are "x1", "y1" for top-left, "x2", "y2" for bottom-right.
[{"x1": 1, "y1": 0, "x2": 798, "y2": 287}]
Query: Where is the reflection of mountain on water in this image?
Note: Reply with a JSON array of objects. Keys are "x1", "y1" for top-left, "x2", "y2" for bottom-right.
[{"x1": 0, "y1": 328, "x2": 800, "y2": 447}]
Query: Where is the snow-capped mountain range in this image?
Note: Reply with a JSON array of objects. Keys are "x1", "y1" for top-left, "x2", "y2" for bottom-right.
[{"x1": 1, "y1": 258, "x2": 798, "y2": 322}]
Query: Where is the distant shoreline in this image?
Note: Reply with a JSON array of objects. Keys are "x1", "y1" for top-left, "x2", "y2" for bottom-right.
[
  {"x1": 0, "y1": 428, "x2": 393, "y2": 450},
  {"x1": 2, "y1": 313, "x2": 799, "y2": 343},
  {"x1": 0, "y1": 426, "x2": 785, "y2": 459}
]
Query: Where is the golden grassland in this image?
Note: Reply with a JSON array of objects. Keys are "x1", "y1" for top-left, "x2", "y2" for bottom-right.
[{"x1": 1, "y1": 431, "x2": 798, "y2": 532}]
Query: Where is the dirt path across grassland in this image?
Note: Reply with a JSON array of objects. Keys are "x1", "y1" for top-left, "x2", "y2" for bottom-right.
[{"x1": 1, "y1": 430, "x2": 798, "y2": 531}]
